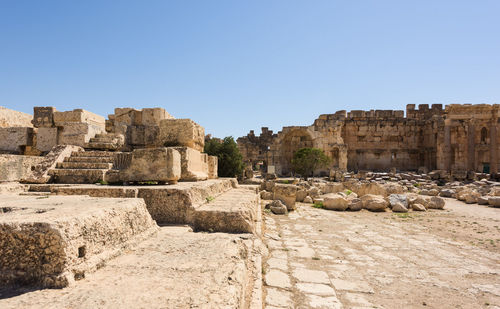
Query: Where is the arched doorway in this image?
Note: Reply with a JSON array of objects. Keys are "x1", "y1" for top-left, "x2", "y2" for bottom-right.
[{"x1": 281, "y1": 129, "x2": 313, "y2": 175}]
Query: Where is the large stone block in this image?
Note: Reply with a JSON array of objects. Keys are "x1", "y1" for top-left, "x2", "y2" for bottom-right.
[
  {"x1": 129, "y1": 125, "x2": 160, "y2": 146},
  {"x1": 0, "y1": 127, "x2": 34, "y2": 153},
  {"x1": 0, "y1": 195, "x2": 157, "y2": 288},
  {"x1": 36, "y1": 127, "x2": 58, "y2": 152},
  {"x1": 160, "y1": 119, "x2": 205, "y2": 152},
  {"x1": 173, "y1": 147, "x2": 208, "y2": 181},
  {"x1": 273, "y1": 184, "x2": 297, "y2": 210},
  {"x1": 0, "y1": 155, "x2": 45, "y2": 182},
  {"x1": 57, "y1": 122, "x2": 105, "y2": 147},
  {"x1": 117, "y1": 148, "x2": 181, "y2": 183},
  {"x1": 53, "y1": 109, "x2": 105, "y2": 127},
  {"x1": 32, "y1": 106, "x2": 55, "y2": 128},
  {"x1": 141, "y1": 108, "x2": 174, "y2": 125}
]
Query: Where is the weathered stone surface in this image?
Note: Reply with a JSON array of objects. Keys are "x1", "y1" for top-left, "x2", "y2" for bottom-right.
[
  {"x1": 273, "y1": 184, "x2": 297, "y2": 210},
  {"x1": 36, "y1": 127, "x2": 58, "y2": 152},
  {"x1": 323, "y1": 193, "x2": 349, "y2": 211},
  {"x1": 0, "y1": 226, "x2": 261, "y2": 308},
  {"x1": 427, "y1": 196, "x2": 445, "y2": 209},
  {"x1": 261, "y1": 190, "x2": 273, "y2": 200},
  {"x1": 296, "y1": 189, "x2": 308, "y2": 202},
  {"x1": 22, "y1": 145, "x2": 83, "y2": 184},
  {"x1": 303, "y1": 196, "x2": 313, "y2": 203},
  {"x1": 268, "y1": 200, "x2": 288, "y2": 215},
  {"x1": 361, "y1": 194, "x2": 388, "y2": 211},
  {"x1": 440, "y1": 189, "x2": 456, "y2": 198},
  {"x1": 348, "y1": 198, "x2": 363, "y2": 211},
  {"x1": 412, "y1": 203, "x2": 426, "y2": 211},
  {"x1": 0, "y1": 155, "x2": 45, "y2": 182},
  {"x1": 172, "y1": 147, "x2": 208, "y2": 181},
  {"x1": 392, "y1": 202, "x2": 409, "y2": 213},
  {"x1": 192, "y1": 188, "x2": 260, "y2": 233},
  {"x1": 160, "y1": 119, "x2": 205, "y2": 152},
  {"x1": 477, "y1": 196, "x2": 489, "y2": 205},
  {"x1": 115, "y1": 148, "x2": 181, "y2": 183},
  {"x1": 0, "y1": 106, "x2": 32, "y2": 128},
  {"x1": 388, "y1": 194, "x2": 408, "y2": 208},
  {"x1": 0, "y1": 127, "x2": 34, "y2": 153},
  {"x1": 32, "y1": 107, "x2": 55, "y2": 128},
  {"x1": 0, "y1": 195, "x2": 157, "y2": 288},
  {"x1": 207, "y1": 155, "x2": 218, "y2": 179},
  {"x1": 488, "y1": 197, "x2": 500, "y2": 207}
]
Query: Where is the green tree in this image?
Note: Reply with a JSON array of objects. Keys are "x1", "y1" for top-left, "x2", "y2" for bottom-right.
[
  {"x1": 204, "y1": 136, "x2": 244, "y2": 178},
  {"x1": 291, "y1": 148, "x2": 331, "y2": 180}
]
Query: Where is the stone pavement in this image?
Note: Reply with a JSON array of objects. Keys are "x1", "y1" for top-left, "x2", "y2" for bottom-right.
[{"x1": 262, "y1": 202, "x2": 500, "y2": 309}]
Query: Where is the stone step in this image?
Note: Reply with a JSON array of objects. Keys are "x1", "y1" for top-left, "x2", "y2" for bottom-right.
[
  {"x1": 71, "y1": 151, "x2": 115, "y2": 158},
  {"x1": 56, "y1": 162, "x2": 113, "y2": 169},
  {"x1": 192, "y1": 188, "x2": 260, "y2": 234},
  {"x1": 48, "y1": 169, "x2": 107, "y2": 184},
  {"x1": 65, "y1": 156, "x2": 115, "y2": 163},
  {"x1": 85, "y1": 142, "x2": 121, "y2": 151}
]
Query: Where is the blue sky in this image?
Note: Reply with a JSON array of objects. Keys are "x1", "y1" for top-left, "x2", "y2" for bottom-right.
[{"x1": 1, "y1": 1, "x2": 499, "y2": 138}]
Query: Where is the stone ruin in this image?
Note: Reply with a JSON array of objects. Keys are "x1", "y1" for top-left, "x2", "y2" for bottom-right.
[
  {"x1": 238, "y1": 104, "x2": 500, "y2": 180},
  {"x1": 0, "y1": 106, "x2": 217, "y2": 184},
  {"x1": 0, "y1": 106, "x2": 261, "y2": 294}
]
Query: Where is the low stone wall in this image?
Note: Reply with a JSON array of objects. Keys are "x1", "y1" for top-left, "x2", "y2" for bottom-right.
[
  {"x1": 0, "y1": 155, "x2": 45, "y2": 182},
  {"x1": 32, "y1": 179, "x2": 260, "y2": 234},
  {"x1": 0, "y1": 195, "x2": 158, "y2": 288}
]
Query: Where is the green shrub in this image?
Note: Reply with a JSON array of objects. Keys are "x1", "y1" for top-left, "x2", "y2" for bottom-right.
[
  {"x1": 313, "y1": 201, "x2": 324, "y2": 209},
  {"x1": 291, "y1": 148, "x2": 331, "y2": 180}
]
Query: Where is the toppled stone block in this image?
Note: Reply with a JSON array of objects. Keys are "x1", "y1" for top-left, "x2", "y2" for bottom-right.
[
  {"x1": 115, "y1": 147, "x2": 181, "y2": 184},
  {"x1": 273, "y1": 184, "x2": 297, "y2": 210},
  {"x1": 160, "y1": 119, "x2": 205, "y2": 152},
  {"x1": 323, "y1": 193, "x2": 349, "y2": 211},
  {"x1": 488, "y1": 197, "x2": 500, "y2": 207},
  {"x1": 361, "y1": 194, "x2": 388, "y2": 212},
  {"x1": 0, "y1": 195, "x2": 157, "y2": 288}
]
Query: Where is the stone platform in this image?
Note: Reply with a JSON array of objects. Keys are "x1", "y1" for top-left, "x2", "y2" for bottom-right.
[
  {"x1": 0, "y1": 226, "x2": 263, "y2": 309},
  {"x1": 28, "y1": 179, "x2": 261, "y2": 234},
  {"x1": 0, "y1": 195, "x2": 158, "y2": 288}
]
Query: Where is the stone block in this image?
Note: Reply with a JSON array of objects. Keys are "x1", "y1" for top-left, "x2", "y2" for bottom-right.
[
  {"x1": 173, "y1": 147, "x2": 208, "y2": 181},
  {"x1": 53, "y1": 109, "x2": 105, "y2": 127},
  {"x1": 36, "y1": 127, "x2": 58, "y2": 152},
  {"x1": 0, "y1": 155, "x2": 45, "y2": 182},
  {"x1": 208, "y1": 155, "x2": 218, "y2": 179},
  {"x1": 129, "y1": 125, "x2": 160, "y2": 146},
  {"x1": 118, "y1": 148, "x2": 181, "y2": 183},
  {"x1": 32, "y1": 106, "x2": 55, "y2": 128},
  {"x1": 0, "y1": 195, "x2": 157, "y2": 288},
  {"x1": 273, "y1": 184, "x2": 297, "y2": 210},
  {"x1": 160, "y1": 119, "x2": 205, "y2": 152},
  {"x1": 0, "y1": 127, "x2": 34, "y2": 153},
  {"x1": 141, "y1": 108, "x2": 174, "y2": 125}
]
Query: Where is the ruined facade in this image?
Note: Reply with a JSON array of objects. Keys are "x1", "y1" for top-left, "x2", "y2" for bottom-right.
[{"x1": 237, "y1": 104, "x2": 500, "y2": 177}]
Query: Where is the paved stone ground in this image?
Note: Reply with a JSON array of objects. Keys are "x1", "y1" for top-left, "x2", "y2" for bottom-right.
[{"x1": 263, "y1": 200, "x2": 500, "y2": 309}]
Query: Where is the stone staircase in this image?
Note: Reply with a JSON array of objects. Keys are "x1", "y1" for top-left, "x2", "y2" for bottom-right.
[
  {"x1": 48, "y1": 150, "x2": 116, "y2": 184},
  {"x1": 85, "y1": 133, "x2": 124, "y2": 151}
]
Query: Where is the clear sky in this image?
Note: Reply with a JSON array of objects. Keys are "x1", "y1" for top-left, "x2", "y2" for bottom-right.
[{"x1": 1, "y1": 1, "x2": 499, "y2": 138}]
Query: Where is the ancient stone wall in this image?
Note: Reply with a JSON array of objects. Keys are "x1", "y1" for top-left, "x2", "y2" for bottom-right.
[{"x1": 238, "y1": 104, "x2": 500, "y2": 177}]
